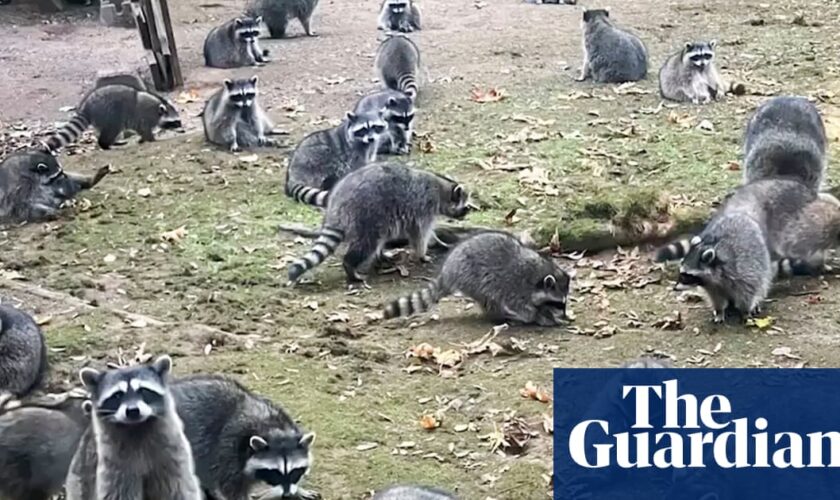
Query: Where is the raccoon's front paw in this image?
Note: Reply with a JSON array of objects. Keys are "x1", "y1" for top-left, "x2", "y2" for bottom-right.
[
  {"x1": 295, "y1": 488, "x2": 322, "y2": 500},
  {"x1": 262, "y1": 48, "x2": 270, "y2": 57},
  {"x1": 258, "y1": 137, "x2": 278, "y2": 147},
  {"x1": 230, "y1": 143, "x2": 242, "y2": 153},
  {"x1": 712, "y1": 310, "x2": 725, "y2": 324}
]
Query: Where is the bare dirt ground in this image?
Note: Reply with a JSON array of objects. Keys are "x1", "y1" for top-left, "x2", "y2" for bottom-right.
[{"x1": 2, "y1": 0, "x2": 840, "y2": 498}]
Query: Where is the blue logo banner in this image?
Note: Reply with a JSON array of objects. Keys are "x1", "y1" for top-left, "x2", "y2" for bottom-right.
[{"x1": 554, "y1": 369, "x2": 840, "y2": 500}]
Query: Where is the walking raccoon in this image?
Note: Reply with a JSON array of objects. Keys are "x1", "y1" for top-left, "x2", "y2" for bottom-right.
[
  {"x1": 0, "y1": 304, "x2": 48, "y2": 398},
  {"x1": 246, "y1": 0, "x2": 319, "y2": 38},
  {"x1": 204, "y1": 17, "x2": 270, "y2": 68},
  {"x1": 374, "y1": 33, "x2": 421, "y2": 99},
  {"x1": 577, "y1": 9, "x2": 648, "y2": 83}
]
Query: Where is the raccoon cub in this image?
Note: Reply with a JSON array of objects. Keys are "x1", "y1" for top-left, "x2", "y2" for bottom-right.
[
  {"x1": 0, "y1": 305, "x2": 47, "y2": 398},
  {"x1": 353, "y1": 90, "x2": 415, "y2": 155},
  {"x1": 43, "y1": 84, "x2": 182, "y2": 151},
  {"x1": 171, "y1": 375, "x2": 319, "y2": 500},
  {"x1": 203, "y1": 76, "x2": 278, "y2": 152},
  {"x1": 285, "y1": 109, "x2": 388, "y2": 206},
  {"x1": 0, "y1": 392, "x2": 89, "y2": 500},
  {"x1": 246, "y1": 0, "x2": 319, "y2": 38},
  {"x1": 577, "y1": 9, "x2": 648, "y2": 83},
  {"x1": 204, "y1": 17, "x2": 270, "y2": 68},
  {"x1": 287, "y1": 162, "x2": 470, "y2": 286},
  {"x1": 659, "y1": 41, "x2": 726, "y2": 104},
  {"x1": 66, "y1": 356, "x2": 202, "y2": 500},
  {"x1": 374, "y1": 485, "x2": 457, "y2": 500},
  {"x1": 0, "y1": 150, "x2": 110, "y2": 223},
  {"x1": 743, "y1": 96, "x2": 826, "y2": 193},
  {"x1": 384, "y1": 231, "x2": 570, "y2": 325},
  {"x1": 377, "y1": 0, "x2": 421, "y2": 32},
  {"x1": 375, "y1": 33, "x2": 421, "y2": 99}
]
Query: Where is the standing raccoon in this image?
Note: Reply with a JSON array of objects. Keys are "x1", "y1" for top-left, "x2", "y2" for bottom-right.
[
  {"x1": 383, "y1": 231, "x2": 570, "y2": 325},
  {"x1": 353, "y1": 90, "x2": 416, "y2": 155},
  {"x1": 375, "y1": 33, "x2": 421, "y2": 99},
  {"x1": 287, "y1": 162, "x2": 470, "y2": 286},
  {"x1": 246, "y1": 0, "x2": 319, "y2": 38},
  {"x1": 66, "y1": 355, "x2": 203, "y2": 500},
  {"x1": 170, "y1": 375, "x2": 319, "y2": 500},
  {"x1": 374, "y1": 485, "x2": 457, "y2": 500},
  {"x1": 285, "y1": 109, "x2": 388, "y2": 206},
  {"x1": 743, "y1": 96, "x2": 826, "y2": 193},
  {"x1": 203, "y1": 77, "x2": 278, "y2": 152},
  {"x1": 377, "y1": 0, "x2": 421, "y2": 32},
  {"x1": 43, "y1": 84, "x2": 182, "y2": 151},
  {"x1": 204, "y1": 17, "x2": 270, "y2": 68},
  {"x1": 0, "y1": 392, "x2": 89, "y2": 500},
  {"x1": 577, "y1": 9, "x2": 648, "y2": 83},
  {"x1": 0, "y1": 150, "x2": 110, "y2": 223},
  {"x1": 659, "y1": 41, "x2": 726, "y2": 104},
  {"x1": 0, "y1": 304, "x2": 48, "y2": 398}
]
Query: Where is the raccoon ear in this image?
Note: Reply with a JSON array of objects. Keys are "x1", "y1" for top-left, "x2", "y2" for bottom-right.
[
  {"x1": 249, "y1": 75, "x2": 259, "y2": 86},
  {"x1": 82, "y1": 400, "x2": 94, "y2": 415},
  {"x1": 684, "y1": 42, "x2": 693, "y2": 51},
  {"x1": 690, "y1": 235, "x2": 702, "y2": 247},
  {"x1": 387, "y1": 96, "x2": 397, "y2": 107},
  {"x1": 224, "y1": 79, "x2": 234, "y2": 91},
  {"x1": 299, "y1": 432, "x2": 316, "y2": 447},
  {"x1": 79, "y1": 368, "x2": 102, "y2": 390},
  {"x1": 709, "y1": 40, "x2": 717, "y2": 49},
  {"x1": 34, "y1": 162, "x2": 50, "y2": 174},
  {"x1": 151, "y1": 355, "x2": 172, "y2": 378},
  {"x1": 345, "y1": 111, "x2": 357, "y2": 122},
  {"x1": 451, "y1": 184, "x2": 465, "y2": 202},
  {"x1": 543, "y1": 274, "x2": 557, "y2": 289},
  {"x1": 234, "y1": 18, "x2": 243, "y2": 26},
  {"x1": 701, "y1": 248, "x2": 716, "y2": 264},
  {"x1": 158, "y1": 104, "x2": 168, "y2": 116},
  {"x1": 250, "y1": 435, "x2": 269, "y2": 452},
  {"x1": 255, "y1": 16, "x2": 263, "y2": 24}
]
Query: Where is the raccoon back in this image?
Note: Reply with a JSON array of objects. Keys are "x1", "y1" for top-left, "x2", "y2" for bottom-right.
[
  {"x1": 585, "y1": 21, "x2": 648, "y2": 82},
  {"x1": 287, "y1": 124, "x2": 354, "y2": 190},
  {"x1": 375, "y1": 35, "x2": 420, "y2": 87},
  {"x1": 373, "y1": 485, "x2": 457, "y2": 500},
  {"x1": 0, "y1": 305, "x2": 47, "y2": 398},
  {"x1": 204, "y1": 21, "x2": 252, "y2": 68}
]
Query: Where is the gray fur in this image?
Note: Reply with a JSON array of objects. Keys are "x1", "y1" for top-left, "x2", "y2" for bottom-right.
[
  {"x1": 287, "y1": 162, "x2": 470, "y2": 286},
  {"x1": 353, "y1": 90, "x2": 415, "y2": 155},
  {"x1": 774, "y1": 193, "x2": 840, "y2": 276},
  {"x1": 246, "y1": 0, "x2": 319, "y2": 38},
  {"x1": 374, "y1": 485, "x2": 457, "y2": 500},
  {"x1": 0, "y1": 304, "x2": 47, "y2": 397},
  {"x1": 203, "y1": 77, "x2": 277, "y2": 152},
  {"x1": 0, "y1": 393, "x2": 89, "y2": 500},
  {"x1": 204, "y1": 17, "x2": 269, "y2": 69},
  {"x1": 377, "y1": 0, "x2": 421, "y2": 32},
  {"x1": 374, "y1": 33, "x2": 421, "y2": 99},
  {"x1": 66, "y1": 356, "x2": 202, "y2": 500},
  {"x1": 44, "y1": 85, "x2": 182, "y2": 151},
  {"x1": 170, "y1": 375, "x2": 319, "y2": 500},
  {"x1": 578, "y1": 9, "x2": 648, "y2": 83},
  {"x1": 619, "y1": 357, "x2": 673, "y2": 368},
  {"x1": 0, "y1": 150, "x2": 110, "y2": 223},
  {"x1": 285, "y1": 109, "x2": 387, "y2": 206},
  {"x1": 94, "y1": 73, "x2": 147, "y2": 92},
  {"x1": 743, "y1": 96, "x2": 826, "y2": 193},
  {"x1": 384, "y1": 231, "x2": 569, "y2": 325},
  {"x1": 659, "y1": 41, "x2": 725, "y2": 104}
]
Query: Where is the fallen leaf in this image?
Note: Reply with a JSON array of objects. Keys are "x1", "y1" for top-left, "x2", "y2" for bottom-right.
[
  {"x1": 772, "y1": 346, "x2": 802, "y2": 360},
  {"x1": 326, "y1": 311, "x2": 350, "y2": 323},
  {"x1": 137, "y1": 188, "x2": 152, "y2": 198},
  {"x1": 239, "y1": 154, "x2": 259, "y2": 163},
  {"x1": 469, "y1": 87, "x2": 506, "y2": 103},
  {"x1": 420, "y1": 413, "x2": 441, "y2": 430},
  {"x1": 697, "y1": 120, "x2": 715, "y2": 132},
  {"x1": 175, "y1": 89, "x2": 200, "y2": 104},
  {"x1": 520, "y1": 381, "x2": 551, "y2": 403},
  {"x1": 355, "y1": 442, "x2": 378, "y2": 451},
  {"x1": 748, "y1": 316, "x2": 775, "y2": 330},
  {"x1": 103, "y1": 254, "x2": 117, "y2": 263},
  {"x1": 160, "y1": 226, "x2": 187, "y2": 243}
]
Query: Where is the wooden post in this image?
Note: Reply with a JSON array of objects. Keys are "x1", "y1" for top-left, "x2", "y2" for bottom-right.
[{"x1": 132, "y1": 0, "x2": 183, "y2": 91}]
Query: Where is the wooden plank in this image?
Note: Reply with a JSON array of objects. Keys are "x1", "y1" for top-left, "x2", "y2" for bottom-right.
[{"x1": 156, "y1": 0, "x2": 183, "y2": 88}]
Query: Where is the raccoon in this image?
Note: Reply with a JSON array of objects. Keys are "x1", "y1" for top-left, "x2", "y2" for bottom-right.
[
  {"x1": 577, "y1": 9, "x2": 648, "y2": 83},
  {"x1": 743, "y1": 96, "x2": 826, "y2": 193},
  {"x1": 170, "y1": 375, "x2": 319, "y2": 500},
  {"x1": 383, "y1": 231, "x2": 569, "y2": 325},
  {"x1": 66, "y1": 356, "x2": 202, "y2": 500},
  {"x1": 43, "y1": 84, "x2": 182, "y2": 151},
  {"x1": 374, "y1": 485, "x2": 457, "y2": 500},
  {"x1": 0, "y1": 304, "x2": 47, "y2": 398},
  {"x1": 202, "y1": 76, "x2": 278, "y2": 152},
  {"x1": 246, "y1": 0, "x2": 319, "y2": 38},
  {"x1": 94, "y1": 72, "x2": 148, "y2": 92},
  {"x1": 287, "y1": 162, "x2": 470, "y2": 286},
  {"x1": 619, "y1": 357, "x2": 673, "y2": 368},
  {"x1": 773, "y1": 194, "x2": 840, "y2": 276},
  {"x1": 353, "y1": 90, "x2": 416, "y2": 155},
  {"x1": 285, "y1": 109, "x2": 388, "y2": 206},
  {"x1": 0, "y1": 150, "x2": 110, "y2": 223},
  {"x1": 374, "y1": 33, "x2": 421, "y2": 99},
  {"x1": 659, "y1": 41, "x2": 726, "y2": 104},
  {"x1": 204, "y1": 17, "x2": 270, "y2": 68},
  {"x1": 0, "y1": 392, "x2": 89, "y2": 500},
  {"x1": 377, "y1": 0, "x2": 421, "y2": 32}
]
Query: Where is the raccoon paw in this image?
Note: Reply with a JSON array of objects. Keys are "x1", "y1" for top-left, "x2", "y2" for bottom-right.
[
  {"x1": 295, "y1": 488, "x2": 322, "y2": 500},
  {"x1": 230, "y1": 143, "x2": 242, "y2": 153},
  {"x1": 711, "y1": 310, "x2": 725, "y2": 324},
  {"x1": 262, "y1": 48, "x2": 270, "y2": 57},
  {"x1": 258, "y1": 137, "x2": 278, "y2": 147}
]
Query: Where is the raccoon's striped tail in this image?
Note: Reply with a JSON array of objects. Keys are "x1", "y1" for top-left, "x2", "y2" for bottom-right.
[
  {"x1": 286, "y1": 227, "x2": 345, "y2": 285},
  {"x1": 44, "y1": 114, "x2": 90, "y2": 152},
  {"x1": 654, "y1": 236, "x2": 701, "y2": 262},
  {"x1": 383, "y1": 280, "x2": 442, "y2": 319},
  {"x1": 286, "y1": 182, "x2": 330, "y2": 207},
  {"x1": 398, "y1": 74, "x2": 418, "y2": 99},
  {"x1": 774, "y1": 258, "x2": 826, "y2": 277}
]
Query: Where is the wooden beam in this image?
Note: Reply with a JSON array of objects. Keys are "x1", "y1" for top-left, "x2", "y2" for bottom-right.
[{"x1": 134, "y1": 0, "x2": 182, "y2": 91}]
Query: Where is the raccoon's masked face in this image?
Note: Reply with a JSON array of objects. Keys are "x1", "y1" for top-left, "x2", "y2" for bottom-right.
[
  {"x1": 684, "y1": 42, "x2": 715, "y2": 69},
  {"x1": 79, "y1": 355, "x2": 172, "y2": 426},
  {"x1": 383, "y1": 98, "x2": 415, "y2": 153},
  {"x1": 675, "y1": 244, "x2": 718, "y2": 291},
  {"x1": 532, "y1": 271, "x2": 571, "y2": 324},
  {"x1": 346, "y1": 111, "x2": 388, "y2": 147},
  {"x1": 388, "y1": 1, "x2": 408, "y2": 14},
  {"x1": 245, "y1": 431, "x2": 315, "y2": 498},
  {"x1": 225, "y1": 77, "x2": 259, "y2": 109},
  {"x1": 157, "y1": 101, "x2": 183, "y2": 130},
  {"x1": 235, "y1": 17, "x2": 262, "y2": 44}
]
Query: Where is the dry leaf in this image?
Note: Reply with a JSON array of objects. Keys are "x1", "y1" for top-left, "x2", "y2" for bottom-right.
[
  {"x1": 772, "y1": 346, "x2": 802, "y2": 360},
  {"x1": 160, "y1": 226, "x2": 187, "y2": 243},
  {"x1": 175, "y1": 89, "x2": 200, "y2": 104},
  {"x1": 356, "y1": 442, "x2": 378, "y2": 451},
  {"x1": 420, "y1": 414, "x2": 441, "y2": 430},
  {"x1": 747, "y1": 316, "x2": 775, "y2": 330},
  {"x1": 520, "y1": 381, "x2": 551, "y2": 403},
  {"x1": 469, "y1": 87, "x2": 506, "y2": 103}
]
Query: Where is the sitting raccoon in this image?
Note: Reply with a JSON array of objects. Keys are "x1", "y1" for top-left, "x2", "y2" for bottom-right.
[
  {"x1": 42, "y1": 84, "x2": 182, "y2": 151},
  {"x1": 203, "y1": 76, "x2": 279, "y2": 152},
  {"x1": 742, "y1": 96, "x2": 826, "y2": 193},
  {"x1": 246, "y1": 0, "x2": 319, "y2": 38},
  {"x1": 0, "y1": 150, "x2": 110, "y2": 223},
  {"x1": 352, "y1": 90, "x2": 416, "y2": 155},
  {"x1": 577, "y1": 9, "x2": 648, "y2": 83},
  {"x1": 377, "y1": 0, "x2": 421, "y2": 32},
  {"x1": 659, "y1": 41, "x2": 726, "y2": 104},
  {"x1": 204, "y1": 17, "x2": 270, "y2": 68},
  {"x1": 383, "y1": 231, "x2": 570, "y2": 325},
  {"x1": 0, "y1": 305, "x2": 47, "y2": 398},
  {"x1": 170, "y1": 375, "x2": 319, "y2": 500},
  {"x1": 374, "y1": 485, "x2": 457, "y2": 499},
  {"x1": 375, "y1": 33, "x2": 421, "y2": 99},
  {"x1": 287, "y1": 162, "x2": 471, "y2": 286}
]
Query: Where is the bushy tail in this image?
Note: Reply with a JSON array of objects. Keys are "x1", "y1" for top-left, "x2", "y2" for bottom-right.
[
  {"x1": 397, "y1": 74, "x2": 418, "y2": 99},
  {"x1": 286, "y1": 227, "x2": 344, "y2": 285},
  {"x1": 286, "y1": 182, "x2": 329, "y2": 207},
  {"x1": 383, "y1": 280, "x2": 442, "y2": 319},
  {"x1": 654, "y1": 236, "x2": 699, "y2": 262},
  {"x1": 774, "y1": 258, "x2": 825, "y2": 277},
  {"x1": 44, "y1": 114, "x2": 90, "y2": 152}
]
